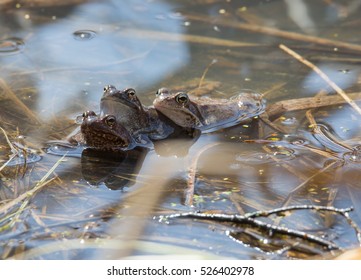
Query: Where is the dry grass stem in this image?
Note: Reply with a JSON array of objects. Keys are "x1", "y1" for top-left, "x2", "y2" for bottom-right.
[
  {"x1": 266, "y1": 91, "x2": 361, "y2": 118},
  {"x1": 185, "y1": 143, "x2": 221, "y2": 206},
  {"x1": 185, "y1": 14, "x2": 361, "y2": 53},
  {"x1": 305, "y1": 110, "x2": 353, "y2": 152},
  {"x1": 121, "y1": 28, "x2": 262, "y2": 48},
  {"x1": 198, "y1": 59, "x2": 217, "y2": 89},
  {"x1": 281, "y1": 160, "x2": 339, "y2": 207},
  {"x1": 279, "y1": 44, "x2": 361, "y2": 115},
  {"x1": 0, "y1": 154, "x2": 66, "y2": 216},
  {"x1": 0, "y1": 79, "x2": 41, "y2": 125}
]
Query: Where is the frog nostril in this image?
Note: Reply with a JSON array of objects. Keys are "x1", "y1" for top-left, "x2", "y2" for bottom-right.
[
  {"x1": 82, "y1": 111, "x2": 96, "y2": 118},
  {"x1": 156, "y1": 87, "x2": 169, "y2": 97},
  {"x1": 104, "y1": 85, "x2": 117, "y2": 94}
]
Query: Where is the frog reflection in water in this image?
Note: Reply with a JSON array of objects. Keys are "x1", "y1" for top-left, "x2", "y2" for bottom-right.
[
  {"x1": 153, "y1": 88, "x2": 266, "y2": 133},
  {"x1": 101, "y1": 85, "x2": 180, "y2": 145},
  {"x1": 81, "y1": 111, "x2": 134, "y2": 150}
]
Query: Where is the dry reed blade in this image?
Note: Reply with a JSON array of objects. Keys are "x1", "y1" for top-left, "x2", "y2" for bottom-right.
[
  {"x1": 0, "y1": 78, "x2": 41, "y2": 125},
  {"x1": 0, "y1": 154, "x2": 66, "y2": 216}
]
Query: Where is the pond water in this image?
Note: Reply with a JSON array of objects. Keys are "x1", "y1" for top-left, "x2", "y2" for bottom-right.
[{"x1": 1, "y1": 0, "x2": 361, "y2": 259}]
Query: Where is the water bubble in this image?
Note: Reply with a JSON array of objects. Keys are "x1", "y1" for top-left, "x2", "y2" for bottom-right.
[
  {"x1": 281, "y1": 117, "x2": 297, "y2": 126},
  {"x1": 73, "y1": 30, "x2": 97, "y2": 41},
  {"x1": 343, "y1": 145, "x2": 361, "y2": 163},
  {"x1": 266, "y1": 145, "x2": 296, "y2": 161},
  {"x1": 291, "y1": 138, "x2": 307, "y2": 146},
  {"x1": 0, "y1": 37, "x2": 25, "y2": 55},
  {"x1": 338, "y1": 69, "x2": 351, "y2": 74}
]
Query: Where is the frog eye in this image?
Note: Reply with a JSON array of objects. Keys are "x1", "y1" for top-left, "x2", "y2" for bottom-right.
[
  {"x1": 175, "y1": 93, "x2": 189, "y2": 104},
  {"x1": 156, "y1": 87, "x2": 169, "y2": 97},
  {"x1": 125, "y1": 88, "x2": 136, "y2": 96},
  {"x1": 105, "y1": 115, "x2": 116, "y2": 128}
]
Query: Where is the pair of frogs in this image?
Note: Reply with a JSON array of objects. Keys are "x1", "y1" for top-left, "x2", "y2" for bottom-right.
[{"x1": 79, "y1": 85, "x2": 266, "y2": 150}]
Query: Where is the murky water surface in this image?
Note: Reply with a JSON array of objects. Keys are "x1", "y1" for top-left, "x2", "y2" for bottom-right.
[{"x1": 1, "y1": 0, "x2": 361, "y2": 259}]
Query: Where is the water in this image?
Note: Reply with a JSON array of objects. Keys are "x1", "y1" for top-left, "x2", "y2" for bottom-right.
[{"x1": 1, "y1": 0, "x2": 361, "y2": 260}]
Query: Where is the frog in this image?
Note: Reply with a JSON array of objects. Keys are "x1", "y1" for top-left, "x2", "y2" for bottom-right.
[
  {"x1": 153, "y1": 88, "x2": 266, "y2": 133},
  {"x1": 100, "y1": 85, "x2": 182, "y2": 142},
  {"x1": 101, "y1": 85, "x2": 149, "y2": 135},
  {"x1": 80, "y1": 111, "x2": 134, "y2": 150}
]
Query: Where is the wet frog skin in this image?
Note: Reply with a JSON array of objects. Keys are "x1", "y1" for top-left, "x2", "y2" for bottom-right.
[
  {"x1": 101, "y1": 86, "x2": 149, "y2": 135},
  {"x1": 153, "y1": 88, "x2": 266, "y2": 133},
  {"x1": 101, "y1": 85, "x2": 177, "y2": 142},
  {"x1": 80, "y1": 111, "x2": 134, "y2": 150}
]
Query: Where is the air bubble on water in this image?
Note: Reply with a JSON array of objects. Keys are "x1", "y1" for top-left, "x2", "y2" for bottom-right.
[
  {"x1": 343, "y1": 146, "x2": 361, "y2": 163},
  {"x1": 281, "y1": 117, "x2": 297, "y2": 126},
  {"x1": 266, "y1": 145, "x2": 296, "y2": 161},
  {"x1": 0, "y1": 37, "x2": 25, "y2": 55},
  {"x1": 73, "y1": 30, "x2": 97, "y2": 41},
  {"x1": 338, "y1": 69, "x2": 351, "y2": 74},
  {"x1": 291, "y1": 138, "x2": 307, "y2": 146}
]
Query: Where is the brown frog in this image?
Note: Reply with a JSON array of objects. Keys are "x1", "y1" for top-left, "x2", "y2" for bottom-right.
[
  {"x1": 80, "y1": 111, "x2": 134, "y2": 150},
  {"x1": 153, "y1": 88, "x2": 265, "y2": 132},
  {"x1": 101, "y1": 85, "x2": 180, "y2": 143}
]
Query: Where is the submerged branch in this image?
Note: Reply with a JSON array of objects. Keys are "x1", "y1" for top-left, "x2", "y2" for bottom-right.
[{"x1": 157, "y1": 204, "x2": 355, "y2": 251}]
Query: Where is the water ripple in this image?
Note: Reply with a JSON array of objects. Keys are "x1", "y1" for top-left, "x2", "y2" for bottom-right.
[
  {"x1": 72, "y1": 30, "x2": 97, "y2": 41},
  {"x1": 0, "y1": 37, "x2": 25, "y2": 55}
]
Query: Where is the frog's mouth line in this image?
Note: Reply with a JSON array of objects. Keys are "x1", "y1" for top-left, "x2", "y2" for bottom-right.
[
  {"x1": 101, "y1": 96, "x2": 142, "y2": 111},
  {"x1": 154, "y1": 104, "x2": 202, "y2": 128}
]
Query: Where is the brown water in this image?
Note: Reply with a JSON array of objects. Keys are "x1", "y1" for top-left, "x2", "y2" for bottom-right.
[{"x1": 1, "y1": 0, "x2": 361, "y2": 259}]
